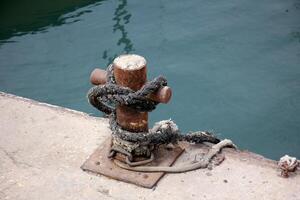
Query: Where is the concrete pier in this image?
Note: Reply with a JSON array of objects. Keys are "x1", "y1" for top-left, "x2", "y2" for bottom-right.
[{"x1": 0, "y1": 92, "x2": 299, "y2": 200}]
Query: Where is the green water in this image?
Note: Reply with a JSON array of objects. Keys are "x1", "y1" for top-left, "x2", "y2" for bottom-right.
[{"x1": 1, "y1": 0, "x2": 299, "y2": 160}]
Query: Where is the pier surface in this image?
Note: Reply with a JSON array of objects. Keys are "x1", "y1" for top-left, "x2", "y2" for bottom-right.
[{"x1": 0, "y1": 92, "x2": 299, "y2": 200}]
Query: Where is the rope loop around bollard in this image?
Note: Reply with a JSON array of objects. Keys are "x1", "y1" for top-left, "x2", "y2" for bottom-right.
[
  {"x1": 88, "y1": 64, "x2": 166, "y2": 115},
  {"x1": 87, "y1": 64, "x2": 221, "y2": 163}
]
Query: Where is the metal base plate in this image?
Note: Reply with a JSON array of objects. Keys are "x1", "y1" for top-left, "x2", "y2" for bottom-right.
[{"x1": 81, "y1": 138, "x2": 184, "y2": 188}]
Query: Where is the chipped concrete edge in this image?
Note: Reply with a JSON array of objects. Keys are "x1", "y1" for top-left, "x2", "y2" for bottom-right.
[
  {"x1": 0, "y1": 91, "x2": 106, "y2": 122},
  {"x1": 226, "y1": 148, "x2": 278, "y2": 169}
]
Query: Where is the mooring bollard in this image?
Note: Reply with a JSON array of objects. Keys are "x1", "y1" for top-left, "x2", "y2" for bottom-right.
[
  {"x1": 82, "y1": 54, "x2": 225, "y2": 188},
  {"x1": 90, "y1": 54, "x2": 172, "y2": 132}
]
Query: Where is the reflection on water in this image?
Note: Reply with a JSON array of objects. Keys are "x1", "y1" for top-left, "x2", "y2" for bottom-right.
[
  {"x1": 102, "y1": 0, "x2": 134, "y2": 65},
  {"x1": 0, "y1": 0, "x2": 103, "y2": 43},
  {"x1": 291, "y1": 31, "x2": 300, "y2": 42}
]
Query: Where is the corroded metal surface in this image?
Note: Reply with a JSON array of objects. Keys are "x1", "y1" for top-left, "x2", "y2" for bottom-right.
[
  {"x1": 116, "y1": 105, "x2": 148, "y2": 132},
  {"x1": 81, "y1": 138, "x2": 184, "y2": 188},
  {"x1": 114, "y1": 62, "x2": 148, "y2": 132}
]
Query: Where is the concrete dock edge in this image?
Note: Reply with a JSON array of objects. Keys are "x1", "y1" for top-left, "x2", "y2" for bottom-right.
[{"x1": 0, "y1": 92, "x2": 299, "y2": 200}]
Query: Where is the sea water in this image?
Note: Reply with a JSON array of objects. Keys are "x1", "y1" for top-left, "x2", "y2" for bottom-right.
[{"x1": 0, "y1": 0, "x2": 299, "y2": 160}]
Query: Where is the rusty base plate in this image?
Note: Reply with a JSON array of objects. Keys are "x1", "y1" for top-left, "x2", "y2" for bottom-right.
[{"x1": 81, "y1": 138, "x2": 184, "y2": 188}]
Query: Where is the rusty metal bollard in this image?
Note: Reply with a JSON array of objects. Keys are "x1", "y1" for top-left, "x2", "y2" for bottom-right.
[
  {"x1": 82, "y1": 54, "x2": 186, "y2": 188},
  {"x1": 83, "y1": 55, "x2": 223, "y2": 188},
  {"x1": 90, "y1": 54, "x2": 172, "y2": 133}
]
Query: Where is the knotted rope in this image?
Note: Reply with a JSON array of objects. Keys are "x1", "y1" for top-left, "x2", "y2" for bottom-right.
[
  {"x1": 88, "y1": 64, "x2": 219, "y2": 145},
  {"x1": 88, "y1": 64, "x2": 162, "y2": 114},
  {"x1": 87, "y1": 64, "x2": 235, "y2": 172}
]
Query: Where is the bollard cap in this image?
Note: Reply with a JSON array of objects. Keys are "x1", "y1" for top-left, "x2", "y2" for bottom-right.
[{"x1": 113, "y1": 54, "x2": 146, "y2": 70}]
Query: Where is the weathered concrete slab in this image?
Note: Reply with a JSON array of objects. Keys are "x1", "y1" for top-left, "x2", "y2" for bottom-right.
[{"x1": 0, "y1": 92, "x2": 299, "y2": 200}]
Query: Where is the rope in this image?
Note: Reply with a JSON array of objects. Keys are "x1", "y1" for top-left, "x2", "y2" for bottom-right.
[
  {"x1": 114, "y1": 139, "x2": 236, "y2": 173},
  {"x1": 87, "y1": 64, "x2": 234, "y2": 172},
  {"x1": 88, "y1": 64, "x2": 163, "y2": 114},
  {"x1": 87, "y1": 65, "x2": 220, "y2": 147}
]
